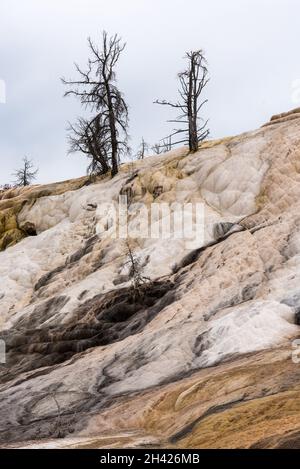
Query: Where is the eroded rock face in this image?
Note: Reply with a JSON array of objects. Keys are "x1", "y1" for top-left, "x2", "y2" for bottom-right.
[
  {"x1": 0, "y1": 176, "x2": 89, "y2": 251},
  {"x1": 0, "y1": 110, "x2": 300, "y2": 448}
]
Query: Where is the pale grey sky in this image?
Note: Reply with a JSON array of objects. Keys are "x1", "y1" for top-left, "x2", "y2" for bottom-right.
[{"x1": 0, "y1": 0, "x2": 299, "y2": 185}]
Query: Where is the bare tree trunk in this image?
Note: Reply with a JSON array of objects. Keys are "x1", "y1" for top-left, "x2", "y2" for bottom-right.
[
  {"x1": 62, "y1": 31, "x2": 129, "y2": 177},
  {"x1": 13, "y1": 157, "x2": 38, "y2": 187},
  {"x1": 155, "y1": 50, "x2": 209, "y2": 153},
  {"x1": 106, "y1": 86, "x2": 119, "y2": 176},
  {"x1": 190, "y1": 53, "x2": 199, "y2": 152}
]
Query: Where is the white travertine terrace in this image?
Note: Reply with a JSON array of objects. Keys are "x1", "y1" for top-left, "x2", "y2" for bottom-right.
[{"x1": 0, "y1": 109, "x2": 300, "y2": 449}]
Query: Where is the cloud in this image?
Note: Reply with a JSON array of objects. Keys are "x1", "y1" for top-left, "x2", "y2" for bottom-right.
[{"x1": 0, "y1": 0, "x2": 299, "y2": 184}]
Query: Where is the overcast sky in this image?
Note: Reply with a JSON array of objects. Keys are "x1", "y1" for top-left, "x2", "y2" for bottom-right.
[{"x1": 0, "y1": 0, "x2": 300, "y2": 185}]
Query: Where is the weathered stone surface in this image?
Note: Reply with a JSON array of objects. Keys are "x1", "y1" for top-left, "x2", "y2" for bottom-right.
[
  {"x1": 0, "y1": 110, "x2": 300, "y2": 448},
  {"x1": 0, "y1": 176, "x2": 90, "y2": 251}
]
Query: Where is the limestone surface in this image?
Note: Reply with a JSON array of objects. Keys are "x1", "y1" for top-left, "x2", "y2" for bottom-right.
[{"x1": 0, "y1": 110, "x2": 300, "y2": 448}]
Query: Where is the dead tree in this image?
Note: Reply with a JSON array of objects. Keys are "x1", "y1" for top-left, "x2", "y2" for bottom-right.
[
  {"x1": 155, "y1": 50, "x2": 209, "y2": 152},
  {"x1": 62, "y1": 31, "x2": 129, "y2": 176},
  {"x1": 152, "y1": 136, "x2": 172, "y2": 154},
  {"x1": 13, "y1": 157, "x2": 38, "y2": 187},
  {"x1": 50, "y1": 393, "x2": 64, "y2": 438},
  {"x1": 125, "y1": 240, "x2": 150, "y2": 300},
  {"x1": 136, "y1": 137, "x2": 149, "y2": 160},
  {"x1": 0, "y1": 183, "x2": 12, "y2": 192},
  {"x1": 68, "y1": 115, "x2": 110, "y2": 176},
  {"x1": 152, "y1": 143, "x2": 162, "y2": 155},
  {"x1": 162, "y1": 136, "x2": 172, "y2": 152}
]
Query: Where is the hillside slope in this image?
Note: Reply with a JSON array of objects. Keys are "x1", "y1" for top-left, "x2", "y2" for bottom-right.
[{"x1": 0, "y1": 109, "x2": 300, "y2": 448}]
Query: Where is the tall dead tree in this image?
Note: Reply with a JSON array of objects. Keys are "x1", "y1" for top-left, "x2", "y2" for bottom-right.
[
  {"x1": 13, "y1": 157, "x2": 38, "y2": 187},
  {"x1": 155, "y1": 50, "x2": 209, "y2": 152},
  {"x1": 62, "y1": 31, "x2": 129, "y2": 176}
]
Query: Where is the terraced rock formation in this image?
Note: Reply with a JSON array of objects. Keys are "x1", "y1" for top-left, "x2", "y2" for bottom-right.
[{"x1": 0, "y1": 109, "x2": 300, "y2": 448}]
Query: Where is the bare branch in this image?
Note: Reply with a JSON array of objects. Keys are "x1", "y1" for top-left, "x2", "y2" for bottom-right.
[
  {"x1": 13, "y1": 157, "x2": 38, "y2": 187},
  {"x1": 62, "y1": 31, "x2": 129, "y2": 176},
  {"x1": 155, "y1": 50, "x2": 209, "y2": 152}
]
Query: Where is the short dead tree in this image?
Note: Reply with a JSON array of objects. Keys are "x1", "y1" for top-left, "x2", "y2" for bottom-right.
[
  {"x1": 13, "y1": 156, "x2": 38, "y2": 187},
  {"x1": 68, "y1": 115, "x2": 110, "y2": 176},
  {"x1": 152, "y1": 136, "x2": 172, "y2": 154},
  {"x1": 136, "y1": 137, "x2": 149, "y2": 160},
  {"x1": 125, "y1": 240, "x2": 150, "y2": 301}
]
